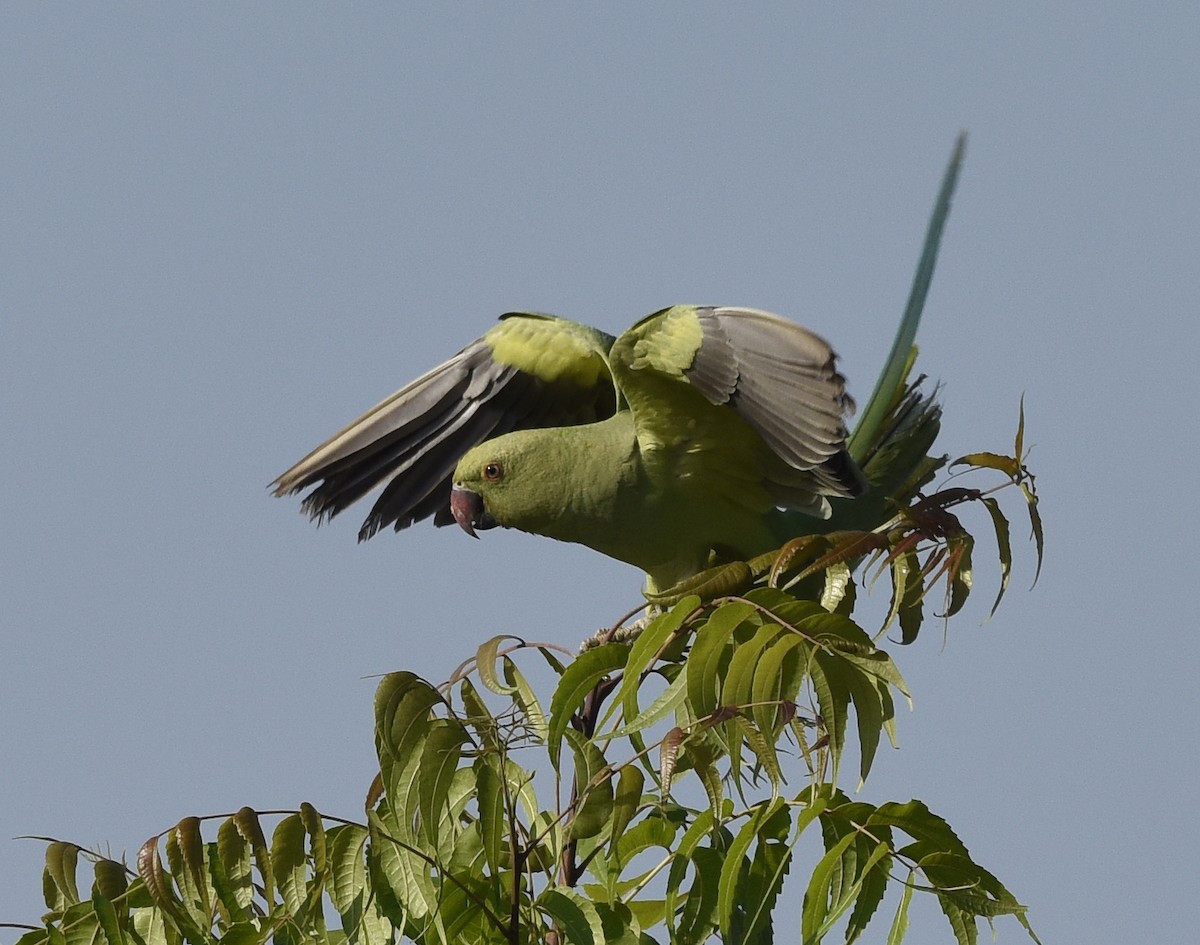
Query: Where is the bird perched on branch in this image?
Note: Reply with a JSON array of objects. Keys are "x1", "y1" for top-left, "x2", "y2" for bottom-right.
[
  {"x1": 273, "y1": 306, "x2": 864, "y2": 596},
  {"x1": 274, "y1": 137, "x2": 963, "y2": 598}
]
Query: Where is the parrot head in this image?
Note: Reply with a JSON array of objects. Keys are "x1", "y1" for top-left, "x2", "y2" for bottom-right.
[
  {"x1": 450, "y1": 433, "x2": 538, "y2": 539},
  {"x1": 449, "y1": 428, "x2": 590, "y2": 544}
]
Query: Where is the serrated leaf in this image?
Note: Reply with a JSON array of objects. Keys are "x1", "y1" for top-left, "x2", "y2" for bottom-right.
[
  {"x1": 686, "y1": 601, "x2": 755, "y2": 720},
  {"x1": 166, "y1": 818, "x2": 210, "y2": 925},
  {"x1": 44, "y1": 843, "x2": 81, "y2": 908},
  {"x1": 458, "y1": 676, "x2": 500, "y2": 751},
  {"x1": 723, "y1": 622, "x2": 786, "y2": 715},
  {"x1": 887, "y1": 549, "x2": 924, "y2": 644},
  {"x1": 271, "y1": 814, "x2": 307, "y2": 916},
  {"x1": 606, "y1": 596, "x2": 699, "y2": 727},
  {"x1": 233, "y1": 807, "x2": 274, "y2": 907},
  {"x1": 216, "y1": 817, "x2": 254, "y2": 915},
  {"x1": 750, "y1": 632, "x2": 807, "y2": 745},
  {"x1": 717, "y1": 798, "x2": 787, "y2": 942},
  {"x1": 738, "y1": 800, "x2": 793, "y2": 945},
  {"x1": 1022, "y1": 482, "x2": 1044, "y2": 586},
  {"x1": 660, "y1": 727, "x2": 683, "y2": 796},
  {"x1": 418, "y1": 719, "x2": 471, "y2": 846},
  {"x1": 887, "y1": 875, "x2": 914, "y2": 945},
  {"x1": 381, "y1": 675, "x2": 443, "y2": 766},
  {"x1": 473, "y1": 755, "x2": 506, "y2": 875},
  {"x1": 564, "y1": 727, "x2": 614, "y2": 841},
  {"x1": 548, "y1": 642, "x2": 627, "y2": 768},
  {"x1": 325, "y1": 824, "x2": 368, "y2": 916},
  {"x1": 809, "y1": 652, "x2": 849, "y2": 783},
  {"x1": 609, "y1": 765, "x2": 646, "y2": 858},
  {"x1": 605, "y1": 668, "x2": 686, "y2": 739},
  {"x1": 980, "y1": 496, "x2": 1013, "y2": 619},
  {"x1": 503, "y1": 655, "x2": 548, "y2": 742},
  {"x1": 870, "y1": 800, "x2": 968, "y2": 856},
  {"x1": 800, "y1": 831, "x2": 856, "y2": 943},
  {"x1": 91, "y1": 888, "x2": 127, "y2": 945},
  {"x1": 540, "y1": 888, "x2": 604, "y2": 945}
]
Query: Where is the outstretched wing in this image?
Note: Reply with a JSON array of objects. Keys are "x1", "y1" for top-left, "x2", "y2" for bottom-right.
[
  {"x1": 611, "y1": 305, "x2": 864, "y2": 514},
  {"x1": 273, "y1": 312, "x2": 617, "y2": 539}
]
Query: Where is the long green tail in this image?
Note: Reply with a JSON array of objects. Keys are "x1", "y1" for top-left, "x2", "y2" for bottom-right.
[{"x1": 778, "y1": 133, "x2": 966, "y2": 541}]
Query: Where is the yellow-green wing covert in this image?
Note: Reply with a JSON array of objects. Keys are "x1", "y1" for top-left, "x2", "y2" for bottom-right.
[{"x1": 272, "y1": 312, "x2": 616, "y2": 538}]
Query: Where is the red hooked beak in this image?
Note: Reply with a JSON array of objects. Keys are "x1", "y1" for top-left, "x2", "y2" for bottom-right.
[{"x1": 450, "y1": 486, "x2": 496, "y2": 538}]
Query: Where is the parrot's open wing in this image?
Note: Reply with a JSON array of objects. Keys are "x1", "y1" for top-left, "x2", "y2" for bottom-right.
[
  {"x1": 272, "y1": 312, "x2": 617, "y2": 539},
  {"x1": 610, "y1": 305, "x2": 865, "y2": 512}
]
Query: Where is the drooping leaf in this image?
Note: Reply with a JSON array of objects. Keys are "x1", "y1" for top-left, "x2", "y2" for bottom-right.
[
  {"x1": 539, "y1": 888, "x2": 604, "y2": 945},
  {"x1": 44, "y1": 843, "x2": 82, "y2": 911},
  {"x1": 548, "y1": 642, "x2": 627, "y2": 769},
  {"x1": 607, "y1": 597, "x2": 699, "y2": 735},
  {"x1": 418, "y1": 718, "x2": 472, "y2": 846},
  {"x1": 503, "y1": 655, "x2": 548, "y2": 742},
  {"x1": 270, "y1": 814, "x2": 308, "y2": 916},
  {"x1": 564, "y1": 727, "x2": 614, "y2": 841},
  {"x1": 686, "y1": 601, "x2": 756, "y2": 720}
]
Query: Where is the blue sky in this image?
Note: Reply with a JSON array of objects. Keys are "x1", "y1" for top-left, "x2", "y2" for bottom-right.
[{"x1": 3, "y1": 5, "x2": 1197, "y2": 942}]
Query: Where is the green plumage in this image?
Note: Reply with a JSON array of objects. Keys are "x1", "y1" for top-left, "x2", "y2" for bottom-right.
[{"x1": 274, "y1": 137, "x2": 964, "y2": 598}]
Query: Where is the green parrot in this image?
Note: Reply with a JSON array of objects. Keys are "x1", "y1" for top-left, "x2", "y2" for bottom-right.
[
  {"x1": 273, "y1": 306, "x2": 864, "y2": 595},
  {"x1": 273, "y1": 137, "x2": 964, "y2": 598}
]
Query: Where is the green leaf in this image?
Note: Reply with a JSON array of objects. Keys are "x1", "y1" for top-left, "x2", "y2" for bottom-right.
[
  {"x1": 800, "y1": 832, "x2": 856, "y2": 944},
  {"x1": 809, "y1": 651, "x2": 849, "y2": 783},
  {"x1": 564, "y1": 727, "x2": 614, "y2": 841},
  {"x1": 870, "y1": 800, "x2": 968, "y2": 856},
  {"x1": 722, "y1": 622, "x2": 786, "y2": 715},
  {"x1": 609, "y1": 765, "x2": 646, "y2": 858},
  {"x1": 91, "y1": 888, "x2": 128, "y2": 945},
  {"x1": 166, "y1": 817, "x2": 210, "y2": 925},
  {"x1": 750, "y1": 632, "x2": 807, "y2": 747},
  {"x1": 44, "y1": 843, "x2": 81, "y2": 909},
  {"x1": 549, "y1": 642, "x2": 627, "y2": 768},
  {"x1": 271, "y1": 813, "x2": 308, "y2": 916},
  {"x1": 216, "y1": 817, "x2": 254, "y2": 915},
  {"x1": 503, "y1": 655, "x2": 548, "y2": 742},
  {"x1": 475, "y1": 634, "x2": 522, "y2": 695},
  {"x1": 945, "y1": 532, "x2": 974, "y2": 617},
  {"x1": 233, "y1": 807, "x2": 275, "y2": 907},
  {"x1": 886, "y1": 873, "x2": 914, "y2": 945},
  {"x1": 418, "y1": 718, "x2": 471, "y2": 846},
  {"x1": 473, "y1": 755, "x2": 507, "y2": 875},
  {"x1": 605, "y1": 668, "x2": 687, "y2": 739},
  {"x1": 980, "y1": 496, "x2": 1013, "y2": 619},
  {"x1": 887, "y1": 549, "x2": 925, "y2": 644},
  {"x1": 603, "y1": 597, "x2": 698, "y2": 742},
  {"x1": 687, "y1": 601, "x2": 756, "y2": 720},
  {"x1": 325, "y1": 824, "x2": 368, "y2": 917},
  {"x1": 717, "y1": 798, "x2": 787, "y2": 943},
  {"x1": 738, "y1": 801, "x2": 793, "y2": 945},
  {"x1": 539, "y1": 888, "x2": 604, "y2": 945},
  {"x1": 380, "y1": 673, "x2": 443, "y2": 766},
  {"x1": 951, "y1": 451, "x2": 1020, "y2": 478},
  {"x1": 459, "y1": 676, "x2": 500, "y2": 750}
]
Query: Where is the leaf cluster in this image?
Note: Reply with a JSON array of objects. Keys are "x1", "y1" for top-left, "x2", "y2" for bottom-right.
[{"x1": 10, "y1": 444, "x2": 1042, "y2": 945}]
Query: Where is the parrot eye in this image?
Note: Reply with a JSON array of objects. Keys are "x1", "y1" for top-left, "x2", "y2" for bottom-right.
[{"x1": 483, "y1": 462, "x2": 504, "y2": 482}]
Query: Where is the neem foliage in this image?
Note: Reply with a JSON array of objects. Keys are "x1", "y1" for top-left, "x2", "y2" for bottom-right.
[{"x1": 13, "y1": 432, "x2": 1042, "y2": 945}]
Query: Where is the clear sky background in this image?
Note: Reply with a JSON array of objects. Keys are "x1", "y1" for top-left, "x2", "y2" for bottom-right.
[{"x1": 3, "y1": 5, "x2": 1197, "y2": 942}]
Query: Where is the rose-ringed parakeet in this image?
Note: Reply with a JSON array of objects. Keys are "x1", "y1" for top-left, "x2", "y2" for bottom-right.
[
  {"x1": 273, "y1": 306, "x2": 864, "y2": 595},
  {"x1": 273, "y1": 137, "x2": 964, "y2": 598}
]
